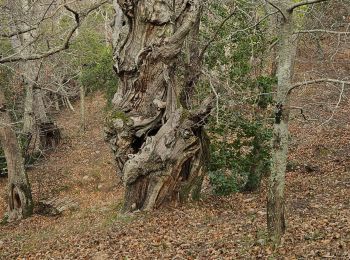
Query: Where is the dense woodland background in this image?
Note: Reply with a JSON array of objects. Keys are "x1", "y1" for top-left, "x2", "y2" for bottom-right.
[{"x1": 0, "y1": 0, "x2": 349, "y2": 258}]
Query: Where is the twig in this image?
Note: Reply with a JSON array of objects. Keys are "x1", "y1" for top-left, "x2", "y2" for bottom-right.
[
  {"x1": 208, "y1": 78, "x2": 219, "y2": 125},
  {"x1": 290, "y1": 106, "x2": 308, "y2": 120},
  {"x1": 295, "y1": 29, "x2": 350, "y2": 35},
  {"x1": 199, "y1": 7, "x2": 237, "y2": 60},
  {"x1": 318, "y1": 83, "x2": 345, "y2": 127}
]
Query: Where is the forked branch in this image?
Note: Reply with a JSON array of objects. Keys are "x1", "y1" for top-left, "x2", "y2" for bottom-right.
[
  {"x1": 0, "y1": 0, "x2": 108, "y2": 64},
  {"x1": 287, "y1": 0, "x2": 329, "y2": 12}
]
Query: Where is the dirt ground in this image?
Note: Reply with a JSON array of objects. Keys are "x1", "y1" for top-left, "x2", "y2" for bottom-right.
[{"x1": 0, "y1": 89, "x2": 349, "y2": 259}]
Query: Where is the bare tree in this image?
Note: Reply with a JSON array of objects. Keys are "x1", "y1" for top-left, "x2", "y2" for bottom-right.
[
  {"x1": 0, "y1": 0, "x2": 109, "y2": 220},
  {"x1": 265, "y1": 0, "x2": 350, "y2": 244}
]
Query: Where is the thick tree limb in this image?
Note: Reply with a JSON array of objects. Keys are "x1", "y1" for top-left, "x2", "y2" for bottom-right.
[
  {"x1": 108, "y1": 0, "x2": 209, "y2": 212},
  {"x1": 265, "y1": 0, "x2": 286, "y2": 19},
  {"x1": 287, "y1": 0, "x2": 329, "y2": 12}
]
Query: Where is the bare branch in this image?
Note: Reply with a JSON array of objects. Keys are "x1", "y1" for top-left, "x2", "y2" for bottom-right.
[
  {"x1": 199, "y1": 7, "x2": 237, "y2": 60},
  {"x1": 208, "y1": 78, "x2": 219, "y2": 125},
  {"x1": 0, "y1": 27, "x2": 37, "y2": 38},
  {"x1": 64, "y1": 5, "x2": 80, "y2": 24},
  {"x1": 289, "y1": 78, "x2": 350, "y2": 93},
  {"x1": 295, "y1": 29, "x2": 350, "y2": 35},
  {"x1": 287, "y1": 0, "x2": 329, "y2": 12},
  {"x1": 1, "y1": 0, "x2": 59, "y2": 39},
  {"x1": 265, "y1": 0, "x2": 286, "y2": 19},
  {"x1": 290, "y1": 106, "x2": 308, "y2": 120},
  {"x1": 318, "y1": 83, "x2": 345, "y2": 127},
  {"x1": 0, "y1": 0, "x2": 109, "y2": 64}
]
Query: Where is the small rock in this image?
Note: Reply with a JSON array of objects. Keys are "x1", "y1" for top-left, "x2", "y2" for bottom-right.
[
  {"x1": 82, "y1": 175, "x2": 91, "y2": 182},
  {"x1": 113, "y1": 119, "x2": 124, "y2": 129},
  {"x1": 256, "y1": 239, "x2": 266, "y2": 246},
  {"x1": 93, "y1": 252, "x2": 109, "y2": 260},
  {"x1": 97, "y1": 183, "x2": 114, "y2": 192},
  {"x1": 99, "y1": 207, "x2": 109, "y2": 212},
  {"x1": 257, "y1": 211, "x2": 266, "y2": 216},
  {"x1": 131, "y1": 203, "x2": 137, "y2": 210}
]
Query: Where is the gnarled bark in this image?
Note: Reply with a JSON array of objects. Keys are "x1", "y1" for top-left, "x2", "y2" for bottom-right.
[{"x1": 106, "y1": 0, "x2": 210, "y2": 212}]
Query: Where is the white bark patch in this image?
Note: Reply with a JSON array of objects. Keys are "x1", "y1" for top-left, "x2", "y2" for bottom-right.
[{"x1": 144, "y1": 0, "x2": 172, "y2": 25}]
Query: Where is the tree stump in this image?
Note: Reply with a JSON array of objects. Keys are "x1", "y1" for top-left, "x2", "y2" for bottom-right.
[{"x1": 39, "y1": 122, "x2": 61, "y2": 150}]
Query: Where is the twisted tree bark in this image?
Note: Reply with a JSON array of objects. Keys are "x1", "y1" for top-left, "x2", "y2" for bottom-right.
[{"x1": 106, "y1": 0, "x2": 210, "y2": 212}]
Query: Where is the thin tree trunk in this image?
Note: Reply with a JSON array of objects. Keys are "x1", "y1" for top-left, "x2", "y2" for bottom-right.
[
  {"x1": 23, "y1": 84, "x2": 35, "y2": 135},
  {"x1": 33, "y1": 88, "x2": 61, "y2": 150},
  {"x1": 262, "y1": 3, "x2": 280, "y2": 77},
  {"x1": 80, "y1": 84, "x2": 86, "y2": 131},
  {"x1": 267, "y1": 2, "x2": 298, "y2": 245},
  {"x1": 33, "y1": 88, "x2": 50, "y2": 124},
  {"x1": 106, "y1": 0, "x2": 210, "y2": 212},
  {"x1": 0, "y1": 90, "x2": 33, "y2": 222},
  {"x1": 54, "y1": 94, "x2": 60, "y2": 111}
]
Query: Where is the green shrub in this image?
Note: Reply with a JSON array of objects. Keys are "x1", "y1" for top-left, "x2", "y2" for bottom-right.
[
  {"x1": 209, "y1": 169, "x2": 239, "y2": 196},
  {"x1": 255, "y1": 76, "x2": 277, "y2": 109},
  {"x1": 66, "y1": 12, "x2": 118, "y2": 105},
  {"x1": 208, "y1": 115, "x2": 272, "y2": 195}
]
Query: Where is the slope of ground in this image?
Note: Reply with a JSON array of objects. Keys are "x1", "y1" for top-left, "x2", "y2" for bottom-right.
[{"x1": 0, "y1": 89, "x2": 349, "y2": 259}]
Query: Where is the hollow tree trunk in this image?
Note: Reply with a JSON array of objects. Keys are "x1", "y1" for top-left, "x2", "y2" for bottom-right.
[
  {"x1": 267, "y1": 1, "x2": 297, "y2": 245},
  {"x1": 106, "y1": 0, "x2": 210, "y2": 212},
  {"x1": 0, "y1": 89, "x2": 33, "y2": 221}
]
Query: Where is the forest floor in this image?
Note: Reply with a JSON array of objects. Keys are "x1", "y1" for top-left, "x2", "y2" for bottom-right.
[{"x1": 0, "y1": 90, "x2": 349, "y2": 259}]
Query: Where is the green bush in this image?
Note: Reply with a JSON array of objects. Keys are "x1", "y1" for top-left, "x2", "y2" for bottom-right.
[
  {"x1": 255, "y1": 76, "x2": 277, "y2": 109},
  {"x1": 209, "y1": 169, "x2": 239, "y2": 196},
  {"x1": 66, "y1": 12, "x2": 118, "y2": 105},
  {"x1": 208, "y1": 115, "x2": 272, "y2": 195},
  {"x1": 200, "y1": 2, "x2": 275, "y2": 196},
  {"x1": 79, "y1": 45, "x2": 118, "y2": 104}
]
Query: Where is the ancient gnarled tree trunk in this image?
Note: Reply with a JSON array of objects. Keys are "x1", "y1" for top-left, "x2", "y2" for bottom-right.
[
  {"x1": 106, "y1": 0, "x2": 210, "y2": 212},
  {"x1": 0, "y1": 89, "x2": 33, "y2": 221}
]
